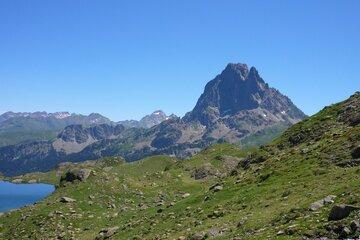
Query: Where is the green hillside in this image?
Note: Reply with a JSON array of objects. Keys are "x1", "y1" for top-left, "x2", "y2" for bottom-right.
[{"x1": 0, "y1": 93, "x2": 359, "y2": 239}]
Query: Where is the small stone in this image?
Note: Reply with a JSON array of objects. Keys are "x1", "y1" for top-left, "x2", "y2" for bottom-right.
[
  {"x1": 95, "y1": 227, "x2": 119, "y2": 239},
  {"x1": 182, "y1": 193, "x2": 190, "y2": 198},
  {"x1": 309, "y1": 195, "x2": 336, "y2": 211},
  {"x1": 350, "y1": 220, "x2": 360, "y2": 232},
  {"x1": 339, "y1": 226, "x2": 351, "y2": 238},
  {"x1": 213, "y1": 185, "x2": 223, "y2": 192},
  {"x1": 191, "y1": 232, "x2": 205, "y2": 240},
  {"x1": 323, "y1": 195, "x2": 336, "y2": 204},
  {"x1": 309, "y1": 201, "x2": 324, "y2": 211},
  {"x1": 59, "y1": 197, "x2": 76, "y2": 203},
  {"x1": 237, "y1": 219, "x2": 246, "y2": 228},
  {"x1": 207, "y1": 228, "x2": 220, "y2": 237},
  {"x1": 209, "y1": 183, "x2": 223, "y2": 192}
]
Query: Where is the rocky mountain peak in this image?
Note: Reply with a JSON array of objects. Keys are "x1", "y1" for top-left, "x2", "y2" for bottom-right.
[
  {"x1": 223, "y1": 63, "x2": 249, "y2": 79},
  {"x1": 151, "y1": 110, "x2": 166, "y2": 117},
  {"x1": 184, "y1": 63, "x2": 305, "y2": 125}
]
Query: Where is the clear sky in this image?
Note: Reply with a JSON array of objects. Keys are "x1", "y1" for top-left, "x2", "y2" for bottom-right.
[{"x1": 1, "y1": 0, "x2": 359, "y2": 121}]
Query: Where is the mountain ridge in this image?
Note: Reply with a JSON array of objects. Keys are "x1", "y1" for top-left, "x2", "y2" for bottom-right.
[
  {"x1": 0, "y1": 63, "x2": 306, "y2": 176},
  {"x1": 0, "y1": 110, "x2": 173, "y2": 147}
]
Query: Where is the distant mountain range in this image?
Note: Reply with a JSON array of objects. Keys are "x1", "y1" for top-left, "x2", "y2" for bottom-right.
[
  {"x1": 0, "y1": 110, "x2": 175, "y2": 147},
  {"x1": 118, "y1": 110, "x2": 177, "y2": 129},
  {"x1": 0, "y1": 63, "x2": 306, "y2": 176}
]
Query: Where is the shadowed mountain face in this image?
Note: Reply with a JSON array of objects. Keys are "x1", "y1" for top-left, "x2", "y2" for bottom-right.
[
  {"x1": 0, "y1": 63, "x2": 307, "y2": 176},
  {"x1": 184, "y1": 63, "x2": 305, "y2": 126}
]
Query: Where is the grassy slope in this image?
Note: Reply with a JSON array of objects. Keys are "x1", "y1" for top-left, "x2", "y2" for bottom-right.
[
  {"x1": 239, "y1": 122, "x2": 290, "y2": 149},
  {"x1": 0, "y1": 94, "x2": 359, "y2": 240}
]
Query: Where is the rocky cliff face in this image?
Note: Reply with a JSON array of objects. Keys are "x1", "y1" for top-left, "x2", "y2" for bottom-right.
[{"x1": 184, "y1": 63, "x2": 305, "y2": 126}]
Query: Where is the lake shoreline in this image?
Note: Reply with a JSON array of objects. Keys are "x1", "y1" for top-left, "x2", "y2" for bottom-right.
[{"x1": 0, "y1": 181, "x2": 55, "y2": 213}]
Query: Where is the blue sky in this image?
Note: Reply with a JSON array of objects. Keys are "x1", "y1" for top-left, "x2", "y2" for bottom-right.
[{"x1": 1, "y1": 0, "x2": 359, "y2": 121}]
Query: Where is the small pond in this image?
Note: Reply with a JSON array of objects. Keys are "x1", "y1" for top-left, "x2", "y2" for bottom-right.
[{"x1": 0, "y1": 181, "x2": 55, "y2": 213}]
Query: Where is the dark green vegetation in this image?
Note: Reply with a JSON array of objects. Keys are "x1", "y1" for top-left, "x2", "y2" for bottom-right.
[
  {"x1": 0, "y1": 93, "x2": 359, "y2": 239},
  {"x1": 239, "y1": 122, "x2": 290, "y2": 149}
]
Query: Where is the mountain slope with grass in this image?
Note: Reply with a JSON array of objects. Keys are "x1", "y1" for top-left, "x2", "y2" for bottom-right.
[{"x1": 0, "y1": 92, "x2": 358, "y2": 239}]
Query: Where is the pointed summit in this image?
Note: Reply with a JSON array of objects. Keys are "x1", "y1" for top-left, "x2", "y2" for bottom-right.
[
  {"x1": 184, "y1": 63, "x2": 305, "y2": 125},
  {"x1": 222, "y1": 63, "x2": 249, "y2": 80}
]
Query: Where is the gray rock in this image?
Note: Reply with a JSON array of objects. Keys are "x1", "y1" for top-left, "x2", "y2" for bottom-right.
[
  {"x1": 95, "y1": 227, "x2": 119, "y2": 239},
  {"x1": 350, "y1": 220, "x2": 360, "y2": 232},
  {"x1": 61, "y1": 169, "x2": 91, "y2": 183},
  {"x1": 309, "y1": 201, "x2": 324, "y2": 211},
  {"x1": 209, "y1": 183, "x2": 223, "y2": 192},
  {"x1": 339, "y1": 226, "x2": 351, "y2": 238},
  {"x1": 59, "y1": 197, "x2": 76, "y2": 203},
  {"x1": 182, "y1": 193, "x2": 190, "y2": 198},
  {"x1": 328, "y1": 204, "x2": 359, "y2": 221},
  {"x1": 213, "y1": 185, "x2": 223, "y2": 192},
  {"x1": 207, "y1": 228, "x2": 221, "y2": 237},
  {"x1": 309, "y1": 195, "x2": 336, "y2": 211},
  {"x1": 191, "y1": 232, "x2": 205, "y2": 240},
  {"x1": 323, "y1": 195, "x2": 336, "y2": 204}
]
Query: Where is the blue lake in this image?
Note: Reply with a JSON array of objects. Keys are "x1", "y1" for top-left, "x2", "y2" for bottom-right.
[{"x1": 0, "y1": 181, "x2": 55, "y2": 213}]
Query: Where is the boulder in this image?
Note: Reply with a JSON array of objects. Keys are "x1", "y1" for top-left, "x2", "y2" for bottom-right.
[
  {"x1": 182, "y1": 193, "x2": 190, "y2": 198},
  {"x1": 191, "y1": 232, "x2": 205, "y2": 240},
  {"x1": 192, "y1": 166, "x2": 215, "y2": 180},
  {"x1": 59, "y1": 197, "x2": 76, "y2": 203},
  {"x1": 209, "y1": 183, "x2": 223, "y2": 192},
  {"x1": 95, "y1": 227, "x2": 119, "y2": 239},
  {"x1": 207, "y1": 228, "x2": 221, "y2": 237},
  {"x1": 309, "y1": 195, "x2": 336, "y2": 211},
  {"x1": 61, "y1": 169, "x2": 91, "y2": 183},
  {"x1": 328, "y1": 204, "x2": 359, "y2": 221}
]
